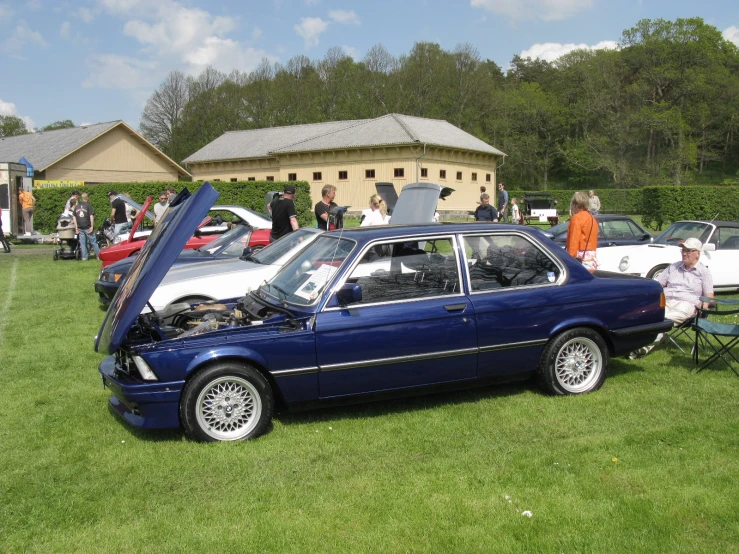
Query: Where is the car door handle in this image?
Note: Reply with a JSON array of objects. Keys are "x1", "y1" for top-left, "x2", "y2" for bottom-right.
[
  {"x1": 444, "y1": 303, "x2": 467, "y2": 312},
  {"x1": 607, "y1": 242, "x2": 616, "y2": 246}
]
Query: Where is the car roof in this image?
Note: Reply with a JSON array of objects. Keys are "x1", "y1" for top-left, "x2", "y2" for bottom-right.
[
  {"x1": 325, "y1": 222, "x2": 543, "y2": 242},
  {"x1": 594, "y1": 214, "x2": 638, "y2": 221}
]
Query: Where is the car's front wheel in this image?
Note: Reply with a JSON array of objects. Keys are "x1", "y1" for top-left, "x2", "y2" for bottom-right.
[
  {"x1": 539, "y1": 327, "x2": 608, "y2": 395},
  {"x1": 647, "y1": 264, "x2": 669, "y2": 280},
  {"x1": 181, "y1": 363, "x2": 273, "y2": 442}
]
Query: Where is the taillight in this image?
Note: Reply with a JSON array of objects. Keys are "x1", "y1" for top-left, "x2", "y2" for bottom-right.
[{"x1": 660, "y1": 292, "x2": 666, "y2": 308}]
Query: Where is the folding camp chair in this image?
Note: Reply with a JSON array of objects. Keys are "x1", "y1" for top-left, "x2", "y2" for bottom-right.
[
  {"x1": 662, "y1": 316, "x2": 697, "y2": 355},
  {"x1": 692, "y1": 296, "x2": 739, "y2": 376}
]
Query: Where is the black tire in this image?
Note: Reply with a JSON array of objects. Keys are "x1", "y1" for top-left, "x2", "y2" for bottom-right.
[
  {"x1": 647, "y1": 264, "x2": 669, "y2": 280},
  {"x1": 1, "y1": 235, "x2": 9, "y2": 253},
  {"x1": 75, "y1": 247, "x2": 82, "y2": 260},
  {"x1": 53, "y1": 251, "x2": 59, "y2": 261},
  {"x1": 539, "y1": 327, "x2": 608, "y2": 396},
  {"x1": 180, "y1": 363, "x2": 273, "y2": 442}
]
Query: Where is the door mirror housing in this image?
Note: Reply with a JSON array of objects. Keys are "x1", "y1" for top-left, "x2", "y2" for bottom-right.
[
  {"x1": 335, "y1": 283, "x2": 362, "y2": 306},
  {"x1": 703, "y1": 243, "x2": 716, "y2": 252},
  {"x1": 241, "y1": 246, "x2": 253, "y2": 260}
]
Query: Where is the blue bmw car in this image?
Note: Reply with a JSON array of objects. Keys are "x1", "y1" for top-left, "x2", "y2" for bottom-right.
[{"x1": 96, "y1": 183, "x2": 671, "y2": 442}]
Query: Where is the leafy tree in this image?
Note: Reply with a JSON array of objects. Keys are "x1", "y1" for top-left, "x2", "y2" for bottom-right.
[
  {"x1": 140, "y1": 70, "x2": 189, "y2": 159},
  {"x1": 0, "y1": 115, "x2": 29, "y2": 137},
  {"x1": 41, "y1": 120, "x2": 75, "y2": 131}
]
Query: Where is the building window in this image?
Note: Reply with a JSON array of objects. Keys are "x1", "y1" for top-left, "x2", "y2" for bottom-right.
[
  {"x1": 421, "y1": 168, "x2": 428, "y2": 178},
  {"x1": 486, "y1": 174, "x2": 491, "y2": 182},
  {"x1": 288, "y1": 173, "x2": 297, "y2": 181},
  {"x1": 366, "y1": 169, "x2": 375, "y2": 179},
  {"x1": 456, "y1": 171, "x2": 462, "y2": 180},
  {"x1": 266, "y1": 176, "x2": 274, "y2": 182},
  {"x1": 313, "y1": 172, "x2": 322, "y2": 181},
  {"x1": 394, "y1": 168, "x2": 404, "y2": 178},
  {"x1": 471, "y1": 173, "x2": 477, "y2": 181},
  {"x1": 338, "y1": 170, "x2": 348, "y2": 180},
  {"x1": 248, "y1": 177, "x2": 255, "y2": 181},
  {"x1": 440, "y1": 169, "x2": 446, "y2": 179},
  {"x1": 230, "y1": 178, "x2": 238, "y2": 182},
  {"x1": 213, "y1": 179, "x2": 221, "y2": 182}
]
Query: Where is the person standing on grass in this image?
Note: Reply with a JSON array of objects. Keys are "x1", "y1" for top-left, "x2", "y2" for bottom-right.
[
  {"x1": 314, "y1": 185, "x2": 337, "y2": 231},
  {"x1": 497, "y1": 183, "x2": 508, "y2": 223},
  {"x1": 18, "y1": 188, "x2": 36, "y2": 235},
  {"x1": 73, "y1": 193, "x2": 100, "y2": 261},
  {"x1": 474, "y1": 193, "x2": 498, "y2": 222},
  {"x1": 511, "y1": 197, "x2": 521, "y2": 225},
  {"x1": 64, "y1": 190, "x2": 80, "y2": 212},
  {"x1": 589, "y1": 190, "x2": 601, "y2": 214},
  {"x1": 153, "y1": 192, "x2": 169, "y2": 225},
  {"x1": 566, "y1": 191, "x2": 598, "y2": 272},
  {"x1": 269, "y1": 185, "x2": 299, "y2": 242},
  {"x1": 108, "y1": 191, "x2": 129, "y2": 236}
]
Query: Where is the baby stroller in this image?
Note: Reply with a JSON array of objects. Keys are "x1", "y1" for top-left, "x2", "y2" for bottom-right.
[{"x1": 53, "y1": 213, "x2": 81, "y2": 260}]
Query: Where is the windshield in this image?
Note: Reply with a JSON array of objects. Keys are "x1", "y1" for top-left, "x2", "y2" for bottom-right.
[
  {"x1": 547, "y1": 221, "x2": 570, "y2": 236},
  {"x1": 252, "y1": 228, "x2": 321, "y2": 265},
  {"x1": 654, "y1": 222, "x2": 713, "y2": 246},
  {"x1": 263, "y1": 235, "x2": 356, "y2": 306},
  {"x1": 200, "y1": 225, "x2": 252, "y2": 256}
]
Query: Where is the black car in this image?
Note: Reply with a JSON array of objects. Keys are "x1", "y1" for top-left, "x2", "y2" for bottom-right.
[
  {"x1": 94, "y1": 223, "x2": 259, "y2": 306},
  {"x1": 542, "y1": 214, "x2": 653, "y2": 248}
]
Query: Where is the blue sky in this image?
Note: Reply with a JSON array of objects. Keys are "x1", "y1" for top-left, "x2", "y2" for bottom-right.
[{"x1": 1, "y1": 0, "x2": 738, "y2": 132}]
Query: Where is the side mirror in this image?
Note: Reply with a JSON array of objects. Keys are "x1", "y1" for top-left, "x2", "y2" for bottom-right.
[
  {"x1": 703, "y1": 243, "x2": 716, "y2": 252},
  {"x1": 336, "y1": 283, "x2": 362, "y2": 306},
  {"x1": 241, "y1": 246, "x2": 253, "y2": 260},
  {"x1": 642, "y1": 233, "x2": 652, "y2": 241}
]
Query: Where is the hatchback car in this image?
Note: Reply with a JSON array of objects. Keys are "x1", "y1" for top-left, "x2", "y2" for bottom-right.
[
  {"x1": 542, "y1": 214, "x2": 652, "y2": 248},
  {"x1": 96, "y1": 183, "x2": 671, "y2": 442}
]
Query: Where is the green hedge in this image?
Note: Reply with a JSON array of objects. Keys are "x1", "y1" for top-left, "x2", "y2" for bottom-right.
[
  {"x1": 33, "y1": 181, "x2": 314, "y2": 234},
  {"x1": 640, "y1": 186, "x2": 739, "y2": 230}
]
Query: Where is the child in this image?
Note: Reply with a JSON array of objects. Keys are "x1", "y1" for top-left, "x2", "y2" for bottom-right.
[{"x1": 511, "y1": 197, "x2": 521, "y2": 225}]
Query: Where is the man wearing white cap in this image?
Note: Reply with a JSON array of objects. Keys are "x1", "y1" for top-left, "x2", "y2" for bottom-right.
[{"x1": 631, "y1": 237, "x2": 714, "y2": 358}]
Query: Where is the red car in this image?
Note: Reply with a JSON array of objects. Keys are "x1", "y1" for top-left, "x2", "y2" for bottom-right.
[{"x1": 98, "y1": 197, "x2": 271, "y2": 267}]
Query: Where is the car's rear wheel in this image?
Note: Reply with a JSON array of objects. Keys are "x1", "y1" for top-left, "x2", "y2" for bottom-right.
[
  {"x1": 181, "y1": 363, "x2": 273, "y2": 442},
  {"x1": 539, "y1": 327, "x2": 608, "y2": 395},
  {"x1": 647, "y1": 264, "x2": 669, "y2": 280},
  {"x1": 251, "y1": 245, "x2": 265, "y2": 253}
]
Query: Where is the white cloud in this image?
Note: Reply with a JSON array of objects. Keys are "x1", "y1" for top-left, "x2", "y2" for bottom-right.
[
  {"x1": 1, "y1": 20, "x2": 47, "y2": 57},
  {"x1": 88, "y1": 0, "x2": 276, "y2": 83},
  {"x1": 80, "y1": 122, "x2": 92, "y2": 126},
  {"x1": 342, "y1": 45, "x2": 359, "y2": 59},
  {"x1": 724, "y1": 26, "x2": 739, "y2": 47},
  {"x1": 0, "y1": 98, "x2": 35, "y2": 131},
  {"x1": 25, "y1": 0, "x2": 42, "y2": 11},
  {"x1": 60, "y1": 21, "x2": 71, "y2": 40},
  {"x1": 520, "y1": 40, "x2": 617, "y2": 62},
  {"x1": 294, "y1": 17, "x2": 329, "y2": 48},
  {"x1": 0, "y1": 2, "x2": 14, "y2": 22},
  {"x1": 82, "y1": 54, "x2": 158, "y2": 89},
  {"x1": 471, "y1": 0, "x2": 592, "y2": 21},
  {"x1": 329, "y1": 10, "x2": 360, "y2": 25},
  {"x1": 77, "y1": 7, "x2": 95, "y2": 23}
]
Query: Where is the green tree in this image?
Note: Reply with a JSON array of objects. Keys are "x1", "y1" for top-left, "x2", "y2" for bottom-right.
[
  {"x1": 0, "y1": 115, "x2": 29, "y2": 137},
  {"x1": 41, "y1": 119, "x2": 75, "y2": 131}
]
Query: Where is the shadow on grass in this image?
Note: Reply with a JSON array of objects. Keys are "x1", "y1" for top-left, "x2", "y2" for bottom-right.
[{"x1": 274, "y1": 378, "x2": 533, "y2": 428}]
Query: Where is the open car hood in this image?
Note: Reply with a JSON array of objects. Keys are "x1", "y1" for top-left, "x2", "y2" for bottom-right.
[
  {"x1": 96, "y1": 183, "x2": 220, "y2": 354},
  {"x1": 391, "y1": 182, "x2": 454, "y2": 225}
]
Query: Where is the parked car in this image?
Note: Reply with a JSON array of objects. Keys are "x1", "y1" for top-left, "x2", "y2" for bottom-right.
[
  {"x1": 596, "y1": 220, "x2": 739, "y2": 291},
  {"x1": 95, "y1": 223, "x2": 273, "y2": 306},
  {"x1": 96, "y1": 182, "x2": 670, "y2": 442},
  {"x1": 98, "y1": 198, "x2": 271, "y2": 268},
  {"x1": 542, "y1": 214, "x2": 653, "y2": 248}
]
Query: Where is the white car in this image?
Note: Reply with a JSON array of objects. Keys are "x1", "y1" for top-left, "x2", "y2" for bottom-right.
[
  {"x1": 146, "y1": 228, "x2": 322, "y2": 311},
  {"x1": 597, "y1": 220, "x2": 739, "y2": 292},
  {"x1": 112, "y1": 196, "x2": 272, "y2": 245}
]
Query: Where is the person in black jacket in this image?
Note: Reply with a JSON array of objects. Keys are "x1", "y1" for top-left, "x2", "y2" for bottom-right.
[
  {"x1": 269, "y1": 185, "x2": 299, "y2": 242},
  {"x1": 474, "y1": 193, "x2": 498, "y2": 222}
]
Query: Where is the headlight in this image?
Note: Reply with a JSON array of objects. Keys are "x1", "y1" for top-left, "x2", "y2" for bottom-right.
[
  {"x1": 132, "y1": 355, "x2": 158, "y2": 381},
  {"x1": 618, "y1": 256, "x2": 630, "y2": 272},
  {"x1": 102, "y1": 273, "x2": 123, "y2": 282}
]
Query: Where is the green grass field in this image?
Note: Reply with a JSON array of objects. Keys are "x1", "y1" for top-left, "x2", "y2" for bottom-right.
[{"x1": 0, "y1": 248, "x2": 737, "y2": 553}]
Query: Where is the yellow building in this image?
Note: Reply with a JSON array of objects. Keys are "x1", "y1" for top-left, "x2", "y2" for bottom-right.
[
  {"x1": 0, "y1": 121, "x2": 189, "y2": 184},
  {"x1": 183, "y1": 114, "x2": 505, "y2": 212}
]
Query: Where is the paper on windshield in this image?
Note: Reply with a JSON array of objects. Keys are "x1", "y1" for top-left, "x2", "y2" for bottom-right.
[{"x1": 294, "y1": 264, "x2": 337, "y2": 301}]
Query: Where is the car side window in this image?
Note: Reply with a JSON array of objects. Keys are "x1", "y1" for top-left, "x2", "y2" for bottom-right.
[
  {"x1": 603, "y1": 220, "x2": 636, "y2": 238},
  {"x1": 462, "y1": 234, "x2": 561, "y2": 291},
  {"x1": 346, "y1": 237, "x2": 461, "y2": 305},
  {"x1": 717, "y1": 227, "x2": 739, "y2": 250}
]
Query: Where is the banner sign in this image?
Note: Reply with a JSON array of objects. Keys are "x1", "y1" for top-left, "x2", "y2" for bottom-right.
[{"x1": 33, "y1": 180, "x2": 85, "y2": 189}]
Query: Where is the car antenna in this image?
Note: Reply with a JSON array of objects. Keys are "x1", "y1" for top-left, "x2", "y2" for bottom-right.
[{"x1": 708, "y1": 212, "x2": 720, "y2": 224}]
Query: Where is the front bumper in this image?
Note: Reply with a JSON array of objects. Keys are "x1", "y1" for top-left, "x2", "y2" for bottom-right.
[
  {"x1": 99, "y1": 355, "x2": 183, "y2": 430},
  {"x1": 94, "y1": 280, "x2": 119, "y2": 306}
]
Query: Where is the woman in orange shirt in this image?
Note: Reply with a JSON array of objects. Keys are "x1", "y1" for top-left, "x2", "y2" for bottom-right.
[
  {"x1": 18, "y1": 189, "x2": 37, "y2": 235},
  {"x1": 566, "y1": 191, "x2": 598, "y2": 272}
]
